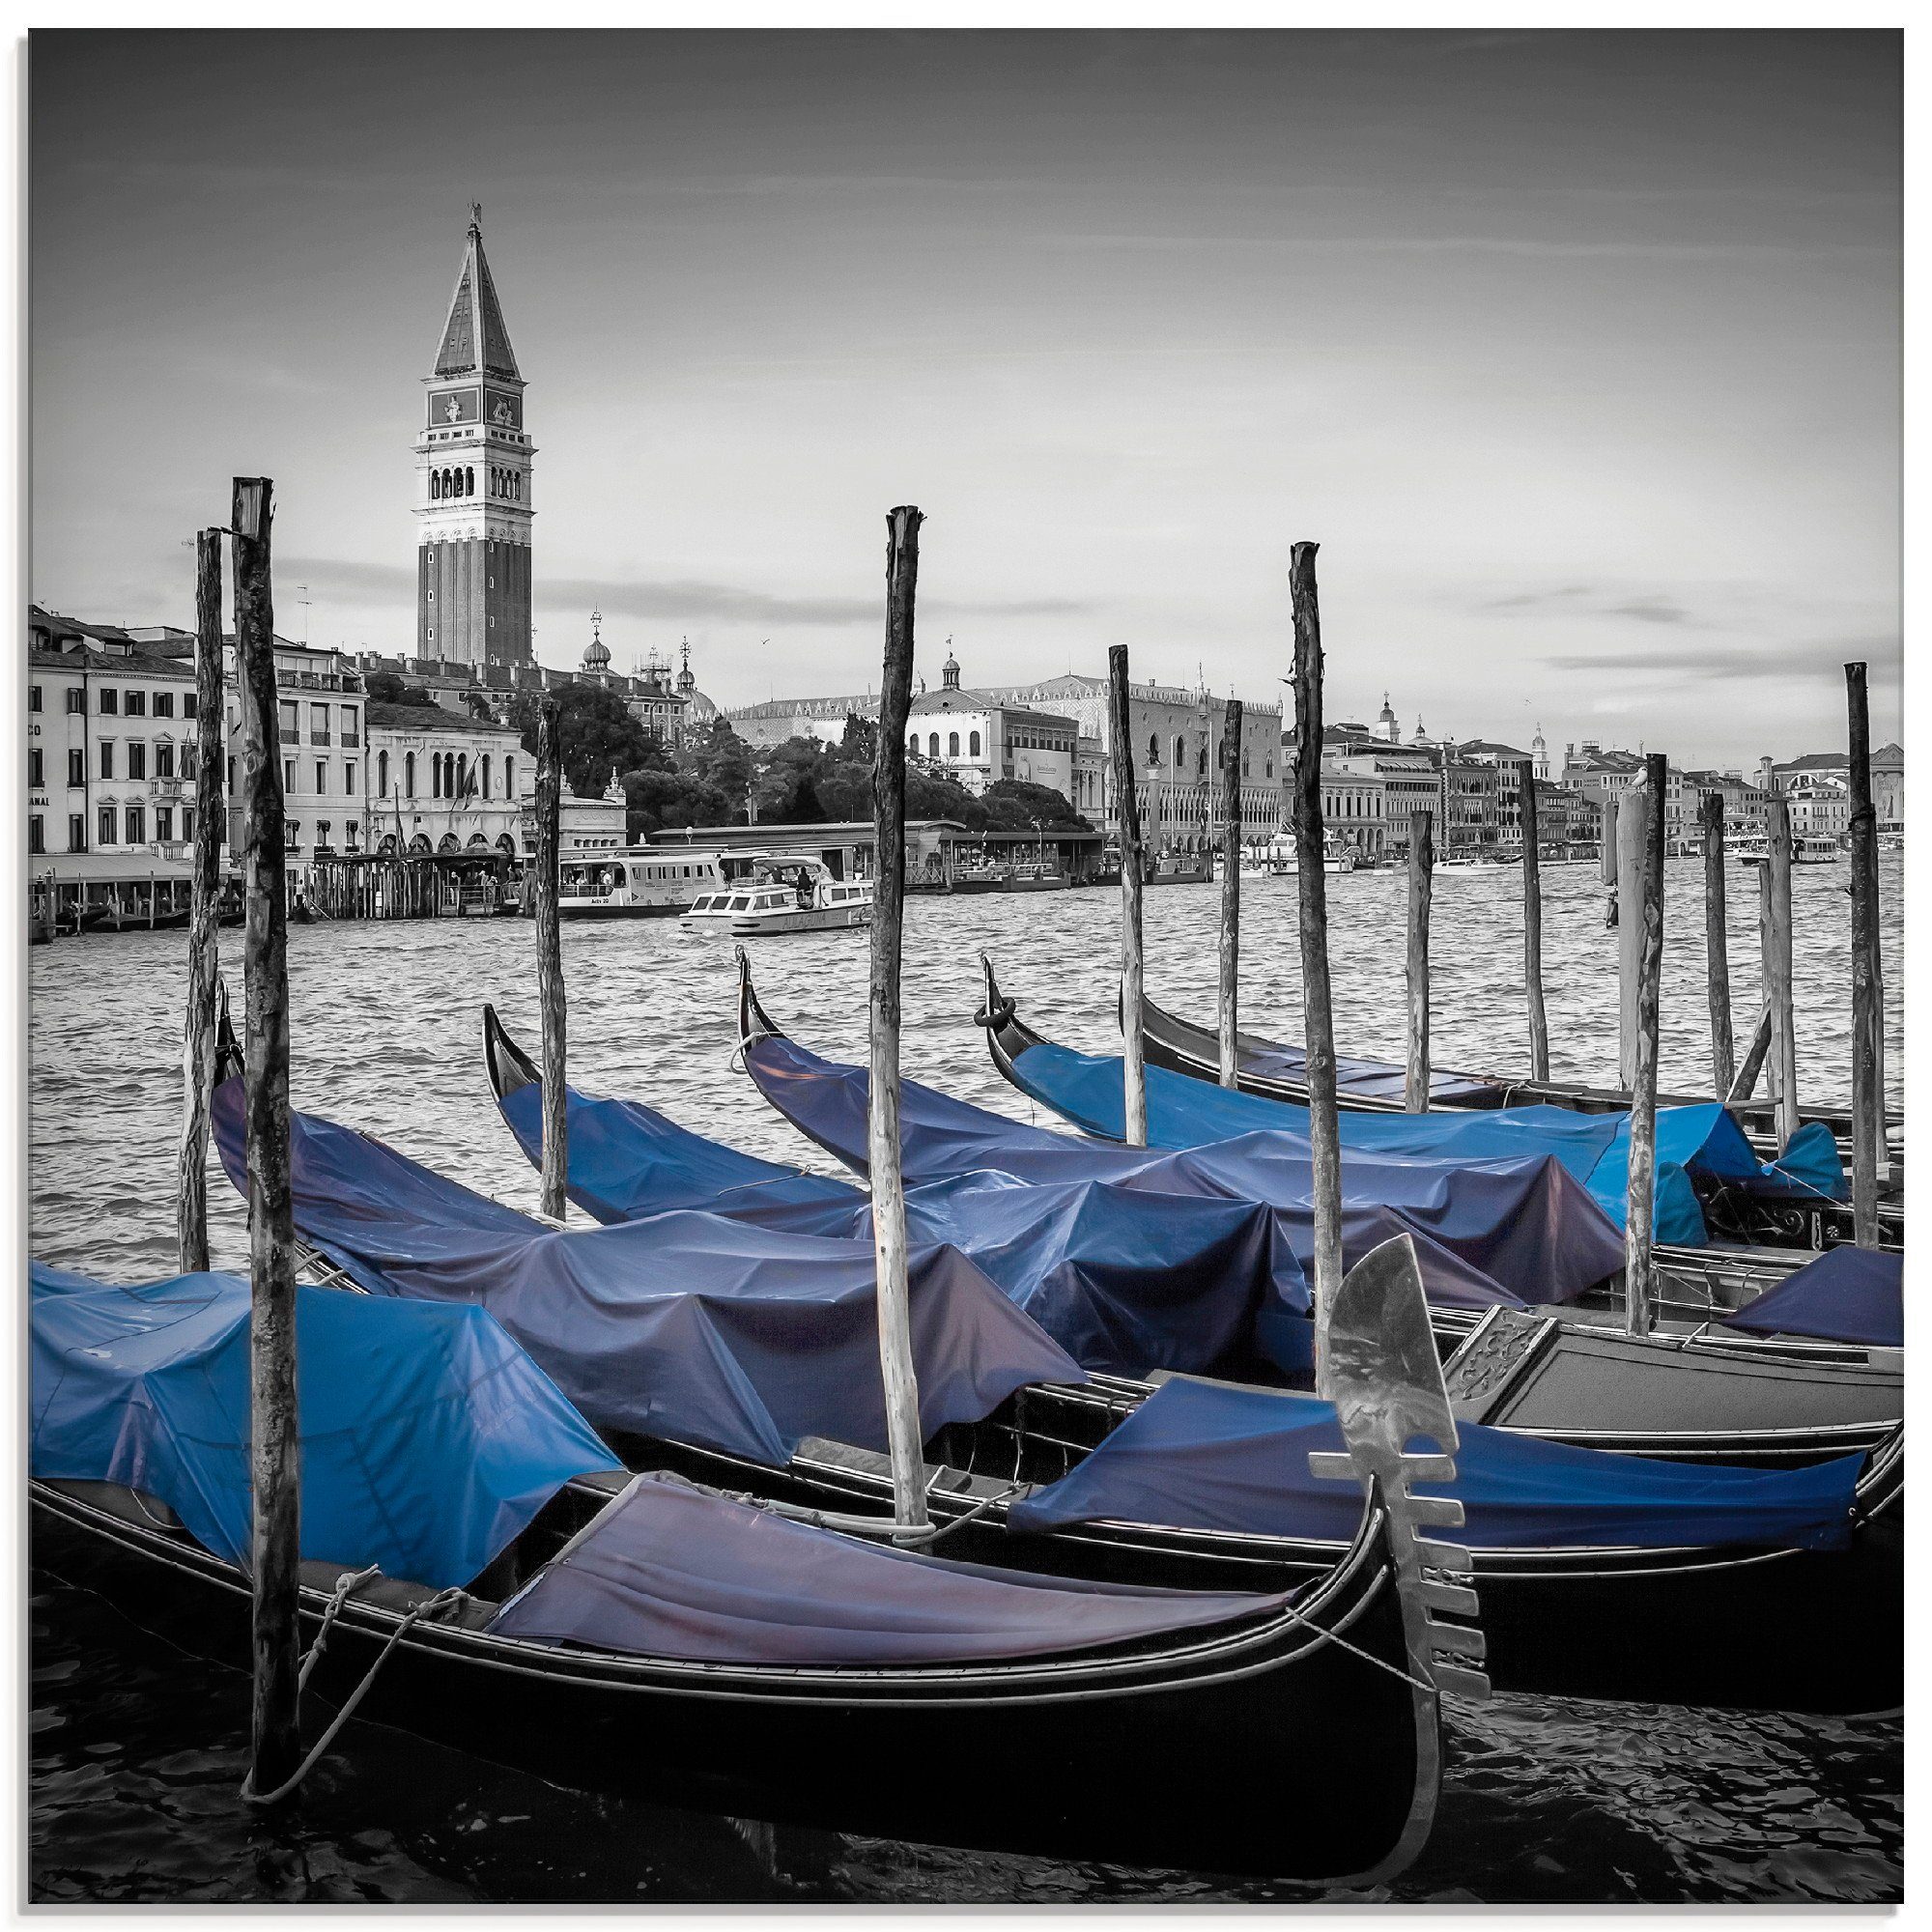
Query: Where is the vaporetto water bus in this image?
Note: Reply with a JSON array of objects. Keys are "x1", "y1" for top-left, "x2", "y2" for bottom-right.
[{"x1": 557, "y1": 848, "x2": 738, "y2": 920}]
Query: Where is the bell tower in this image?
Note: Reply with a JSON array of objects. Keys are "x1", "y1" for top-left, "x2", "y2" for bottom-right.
[{"x1": 415, "y1": 205, "x2": 534, "y2": 666}]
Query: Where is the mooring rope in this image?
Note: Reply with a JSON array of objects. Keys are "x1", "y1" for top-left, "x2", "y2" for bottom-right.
[{"x1": 241, "y1": 1576, "x2": 470, "y2": 1807}]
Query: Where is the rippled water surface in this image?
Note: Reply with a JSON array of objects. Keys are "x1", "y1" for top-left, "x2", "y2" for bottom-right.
[{"x1": 29, "y1": 857, "x2": 1903, "y2": 1902}]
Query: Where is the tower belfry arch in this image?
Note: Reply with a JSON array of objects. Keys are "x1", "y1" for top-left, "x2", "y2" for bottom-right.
[{"x1": 415, "y1": 205, "x2": 534, "y2": 666}]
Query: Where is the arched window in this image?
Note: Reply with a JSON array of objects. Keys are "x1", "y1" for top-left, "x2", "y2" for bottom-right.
[
  {"x1": 927, "y1": 733, "x2": 940, "y2": 756},
  {"x1": 466, "y1": 467, "x2": 475, "y2": 496},
  {"x1": 969, "y1": 730, "x2": 980, "y2": 757},
  {"x1": 947, "y1": 731, "x2": 959, "y2": 757},
  {"x1": 456, "y1": 753, "x2": 468, "y2": 799},
  {"x1": 429, "y1": 471, "x2": 440, "y2": 501},
  {"x1": 1148, "y1": 732, "x2": 1159, "y2": 765},
  {"x1": 377, "y1": 750, "x2": 388, "y2": 795},
  {"x1": 481, "y1": 753, "x2": 492, "y2": 798},
  {"x1": 405, "y1": 751, "x2": 416, "y2": 798},
  {"x1": 1173, "y1": 734, "x2": 1186, "y2": 771},
  {"x1": 503, "y1": 754, "x2": 514, "y2": 798},
  {"x1": 908, "y1": 733, "x2": 919, "y2": 755}
]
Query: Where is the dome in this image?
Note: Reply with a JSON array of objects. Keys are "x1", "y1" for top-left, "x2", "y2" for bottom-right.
[
  {"x1": 1378, "y1": 691, "x2": 1396, "y2": 724},
  {"x1": 582, "y1": 609, "x2": 611, "y2": 672},
  {"x1": 686, "y1": 687, "x2": 720, "y2": 724}
]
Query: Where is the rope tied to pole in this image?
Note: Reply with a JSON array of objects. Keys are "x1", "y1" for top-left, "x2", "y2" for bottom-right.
[{"x1": 240, "y1": 1573, "x2": 471, "y2": 1808}]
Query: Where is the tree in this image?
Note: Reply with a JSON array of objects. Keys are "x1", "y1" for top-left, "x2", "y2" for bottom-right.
[
  {"x1": 980, "y1": 779, "x2": 1090, "y2": 832},
  {"x1": 751, "y1": 735, "x2": 830, "y2": 824},
  {"x1": 678, "y1": 718, "x2": 754, "y2": 816},
  {"x1": 364, "y1": 670, "x2": 436, "y2": 708},
  {"x1": 509, "y1": 683, "x2": 654, "y2": 800},
  {"x1": 838, "y1": 713, "x2": 877, "y2": 763},
  {"x1": 623, "y1": 768, "x2": 733, "y2": 838}
]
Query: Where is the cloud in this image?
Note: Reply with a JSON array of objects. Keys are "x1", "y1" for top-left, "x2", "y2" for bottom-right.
[
  {"x1": 1544, "y1": 633, "x2": 1901, "y2": 680},
  {"x1": 1480, "y1": 583, "x2": 1705, "y2": 627},
  {"x1": 1599, "y1": 596, "x2": 1696, "y2": 627},
  {"x1": 280, "y1": 556, "x2": 1090, "y2": 629}
]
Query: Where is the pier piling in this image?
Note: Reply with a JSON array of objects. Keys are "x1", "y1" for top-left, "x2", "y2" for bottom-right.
[
  {"x1": 1520, "y1": 778, "x2": 1548, "y2": 1084},
  {"x1": 1700, "y1": 793, "x2": 1735, "y2": 1099},
  {"x1": 533, "y1": 697, "x2": 567, "y2": 1221},
  {"x1": 1616, "y1": 785, "x2": 1647, "y2": 1091},
  {"x1": 1405, "y1": 811, "x2": 1433, "y2": 1112},
  {"x1": 232, "y1": 478, "x2": 301, "y2": 1800},
  {"x1": 871, "y1": 506, "x2": 932, "y2": 1539},
  {"x1": 1599, "y1": 798, "x2": 1618, "y2": 888},
  {"x1": 1844, "y1": 663, "x2": 1883, "y2": 1237},
  {"x1": 1624, "y1": 753, "x2": 1666, "y2": 1335},
  {"x1": 1217, "y1": 696, "x2": 1243, "y2": 1088},
  {"x1": 177, "y1": 527, "x2": 224, "y2": 1274},
  {"x1": 1107, "y1": 645, "x2": 1148, "y2": 1146},
  {"x1": 1288, "y1": 543, "x2": 1343, "y2": 1352},
  {"x1": 1764, "y1": 798, "x2": 1799, "y2": 1152}
]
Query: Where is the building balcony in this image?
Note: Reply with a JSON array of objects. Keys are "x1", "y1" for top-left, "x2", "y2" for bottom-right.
[
  {"x1": 310, "y1": 731, "x2": 331, "y2": 746},
  {"x1": 149, "y1": 778, "x2": 186, "y2": 800},
  {"x1": 341, "y1": 731, "x2": 360, "y2": 749}
]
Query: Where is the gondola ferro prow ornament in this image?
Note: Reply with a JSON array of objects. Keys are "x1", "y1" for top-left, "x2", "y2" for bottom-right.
[
  {"x1": 735, "y1": 947, "x2": 780, "y2": 1053},
  {"x1": 1310, "y1": 1234, "x2": 1492, "y2": 1706}
]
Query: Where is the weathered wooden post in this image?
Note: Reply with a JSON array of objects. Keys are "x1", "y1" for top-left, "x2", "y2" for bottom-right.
[
  {"x1": 177, "y1": 527, "x2": 225, "y2": 1274},
  {"x1": 1217, "y1": 696, "x2": 1243, "y2": 1088},
  {"x1": 533, "y1": 697, "x2": 567, "y2": 1220},
  {"x1": 1616, "y1": 784, "x2": 1647, "y2": 1090},
  {"x1": 871, "y1": 506, "x2": 931, "y2": 1539},
  {"x1": 1624, "y1": 753, "x2": 1666, "y2": 1334},
  {"x1": 1599, "y1": 796, "x2": 1618, "y2": 887},
  {"x1": 1765, "y1": 796, "x2": 1799, "y2": 1152},
  {"x1": 232, "y1": 478, "x2": 300, "y2": 1799},
  {"x1": 1107, "y1": 645, "x2": 1148, "y2": 1146},
  {"x1": 1844, "y1": 662, "x2": 1882, "y2": 1239},
  {"x1": 1520, "y1": 775, "x2": 1548, "y2": 1083},
  {"x1": 1288, "y1": 543, "x2": 1343, "y2": 1353},
  {"x1": 1405, "y1": 810, "x2": 1433, "y2": 1112},
  {"x1": 1700, "y1": 792, "x2": 1735, "y2": 1098}
]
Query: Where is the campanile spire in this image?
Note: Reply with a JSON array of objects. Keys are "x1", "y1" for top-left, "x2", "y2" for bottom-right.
[{"x1": 415, "y1": 206, "x2": 533, "y2": 667}]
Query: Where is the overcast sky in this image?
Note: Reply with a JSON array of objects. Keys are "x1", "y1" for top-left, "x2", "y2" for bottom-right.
[{"x1": 32, "y1": 29, "x2": 1899, "y2": 766}]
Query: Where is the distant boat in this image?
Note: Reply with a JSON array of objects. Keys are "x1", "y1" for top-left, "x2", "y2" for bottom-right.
[{"x1": 683, "y1": 860, "x2": 872, "y2": 938}]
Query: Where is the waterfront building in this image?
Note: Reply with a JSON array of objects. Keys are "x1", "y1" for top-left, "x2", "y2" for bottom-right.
[
  {"x1": 364, "y1": 700, "x2": 525, "y2": 857},
  {"x1": 223, "y1": 639, "x2": 367, "y2": 865},
  {"x1": 985, "y1": 671, "x2": 1284, "y2": 849},
  {"x1": 26, "y1": 608, "x2": 202, "y2": 905},
  {"x1": 1327, "y1": 745, "x2": 1438, "y2": 855},
  {"x1": 1531, "y1": 724, "x2": 1550, "y2": 782},
  {"x1": 1536, "y1": 779, "x2": 1599, "y2": 851},
  {"x1": 1320, "y1": 761, "x2": 1387, "y2": 858},
  {"x1": 1682, "y1": 769, "x2": 1769, "y2": 840},
  {"x1": 724, "y1": 695, "x2": 867, "y2": 753},
  {"x1": 1872, "y1": 743, "x2": 1904, "y2": 835},
  {"x1": 1453, "y1": 742, "x2": 1533, "y2": 851},
  {"x1": 1782, "y1": 771, "x2": 1852, "y2": 843},
  {"x1": 516, "y1": 769, "x2": 628, "y2": 856},
  {"x1": 1764, "y1": 744, "x2": 1902, "y2": 838},
  {"x1": 415, "y1": 206, "x2": 534, "y2": 668},
  {"x1": 906, "y1": 652, "x2": 1079, "y2": 798},
  {"x1": 1439, "y1": 753, "x2": 1501, "y2": 853}
]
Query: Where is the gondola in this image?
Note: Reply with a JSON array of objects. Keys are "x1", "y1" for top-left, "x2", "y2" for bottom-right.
[
  {"x1": 1135, "y1": 980, "x2": 1904, "y2": 1192},
  {"x1": 975, "y1": 955, "x2": 1903, "y2": 1309},
  {"x1": 726, "y1": 960, "x2": 1902, "y2": 1467},
  {"x1": 31, "y1": 1250, "x2": 1470, "y2": 1884},
  {"x1": 475, "y1": 1006, "x2": 1902, "y2": 1711}
]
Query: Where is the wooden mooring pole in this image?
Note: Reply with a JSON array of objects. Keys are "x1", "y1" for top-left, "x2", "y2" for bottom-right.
[
  {"x1": 1844, "y1": 663, "x2": 1882, "y2": 1237},
  {"x1": 1520, "y1": 777, "x2": 1548, "y2": 1084},
  {"x1": 533, "y1": 697, "x2": 567, "y2": 1221},
  {"x1": 1108, "y1": 645, "x2": 1148, "y2": 1146},
  {"x1": 1288, "y1": 543, "x2": 1343, "y2": 1354},
  {"x1": 1764, "y1": 797, "x2": 1799, "y2": 1152},
  {"x1": 1623, "y1": 753, "x2": 1666, "y2": 1334},
  {"x1": 1616, "y1": 784, "x2": 1647, "y2": 1090},
  {"x1": 1700, "y1": 792, "x2": 1735, "y2": 1099},
  {"x1": 1405, "y1": 810, "x2": 1433, "y2": 1112},
  {"x1": 1217, "y1": 696, "x2": 1243, "y2": 1088},
  {"x1": 233, "y1": 478, "x2": 300, "y2": 1800},
  {"x1": 871, "y1": 506, "x2": 931, "y2": 1539},
  {"x1": 177, "y1": 527, "x2": 225, "y2": 1274},
  {"x1": 1599, "y1": 797, "x2": 1618, "y2": 889}
]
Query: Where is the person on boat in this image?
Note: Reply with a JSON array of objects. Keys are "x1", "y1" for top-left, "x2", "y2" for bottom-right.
[{"x1": 796, "y1": 869, "x2": 813, "y2": 909}]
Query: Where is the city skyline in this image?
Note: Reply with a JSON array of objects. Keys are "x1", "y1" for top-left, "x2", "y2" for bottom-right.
[{"x1": 32, "y1": 29, "x2": 1900, "y2": 768}]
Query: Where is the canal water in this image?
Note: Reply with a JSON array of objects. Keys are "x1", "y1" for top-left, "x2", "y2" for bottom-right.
[{"x1": 29, "y1": 856, "x2": 1902, "y2": 1903}]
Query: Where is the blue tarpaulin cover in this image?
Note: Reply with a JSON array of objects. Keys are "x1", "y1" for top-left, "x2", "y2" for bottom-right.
[
  {"x1": 212, "y1": 1079, "x2": 1083, "y2": 1469},
  {"x1": 1219, "y1": 1034, "x2": 1504, "y2": 1109},
  {"x1": 746, "y1": 1035, "x2": 1627, "y2": 1309},
  {"x1": 491, "y1": 1470, "x2": 1294, "y2": 1665},
  {"x1": 1722, "y1": 1245, "x2": 1904, "y2": 1348},
  {"x1": 1009, "y1": 1377, "x2": 1863, "y2": 1553},
  {"x1": 29, "y1": 1262, "x2": 616, "y2": 1586},
  {"x1": 499, "y1": 1078, "x2": 1313, "y2": 1378},
  {"x1": 997, "y1": 1035, "x2": 1848, "y2": 1239}
]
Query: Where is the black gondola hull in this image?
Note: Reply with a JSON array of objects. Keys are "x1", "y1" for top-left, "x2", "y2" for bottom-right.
[{"x1": 31, "y1": 1480, "x2": 1435, "y2": 1884}]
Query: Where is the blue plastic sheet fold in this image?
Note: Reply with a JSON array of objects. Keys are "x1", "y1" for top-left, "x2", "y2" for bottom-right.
[
  {"x1": 30, "y1": 1262, "x2": 615, "y2": 1586},
  {"x1": 211, "y1": 1078, "x2": 1084, "y2": 1469},
  {"x1": 1009, "y1": 1376, "x2": 1863, "y2": 1553},
  {"x1": 491, "y1": 1470, "x2": 1293, "y2": 1665},
  {"x1": 1721, "y1": 1245, "x2": 1903, "y2": 1348},
  {"x1": 500, "y1": 1079, "x2": 1313, "y2": 1378},
  {"x1": 745, "y1": 1034, "x2": 1627, "y2": 1309}
]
